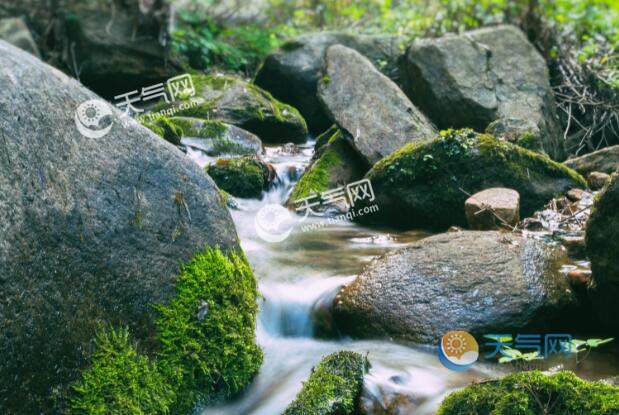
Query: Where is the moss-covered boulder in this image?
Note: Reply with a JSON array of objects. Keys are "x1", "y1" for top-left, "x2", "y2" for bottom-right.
[
  {"x1": 170, "y1": 117, "x2": 263, "y2": 156},
  {"x1": 586, "y1": 173, "x2": 619, "y2": 330},
  {"x1": 286, "y1": 128, "x2": 368, "y2": 209},
  {"x1": 564, "y1": 145, "x2": 619, "y2": 176},
  {"x1": 283, "y1": 351, "x2": 367, "y2": 415},
  {"x1": 70, "y1": 248, "x2": 263, "y2": 415},
  {"x1": 173, "y1": 74, "x2": 308, "y2": 143},
  {"x1": 438, "y1": 371, "x2": 619, "y2": 415},
  {"x1": 140, "y1": 115, "x2": 183, "y2": 145},
  {"x1": 357, "y1": 129, "x2": 586, "y2": 230},
  {"x1": 207, "y1": 156, "x2": 274, "y2": 198}
]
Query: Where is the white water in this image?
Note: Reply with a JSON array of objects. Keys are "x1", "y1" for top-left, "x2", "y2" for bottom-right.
[{"x1": 190, "y1": 140, "x2": 617, "y2": 415}]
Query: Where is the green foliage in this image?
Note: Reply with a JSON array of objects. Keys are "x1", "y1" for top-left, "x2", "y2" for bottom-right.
[
  {"x1": 69, "y1": 326, "x2": 175, "y2": 415},
  {"x1": 155, "y1": 248, "x2": 263, "y2": 411},
  {"x1": 171, "y1": 9, "x2": 282, "y2": 73},
  {"x1": 206, "y1": 156, "x2": 270, "y2": 198},
  {"x1": 438, "y1": 370, "x2": 619, "y2": 415},
  {"x1": 283, "y1": 351, "x2": 367, "y2": 415}
]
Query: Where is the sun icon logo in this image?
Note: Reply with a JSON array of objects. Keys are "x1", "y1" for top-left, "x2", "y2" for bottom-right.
[{"x1": 438, "y1": 330, "x2": 479, "y2": 371}]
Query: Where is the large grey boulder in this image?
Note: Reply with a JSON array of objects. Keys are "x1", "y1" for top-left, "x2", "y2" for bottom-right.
[
  {"x1": 564, "y1": 145, "x2": 619, "y2": 175},
  {"x1": 586, "y1": 173, "x2": 619, "y2": 330},
  {"x1": 318, "y1": 45, "x2": 436, "y2": 165},
  {"x1": 399, "y1": 25, "x2": 565, "y2": 160},
  {"x1": 333, "y1": 231, "x2": 577, "y2": 343},
  {"x1": 255, "y1": 32, "x2": 404, "y2": 133},
  {"x1": 0, "y1": 41, "x2": 239, "y2": 413}
]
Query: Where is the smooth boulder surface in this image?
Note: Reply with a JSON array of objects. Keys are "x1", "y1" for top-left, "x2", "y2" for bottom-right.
[
  {"x1": 255, "y1": 32, "x2": 404, "y2": 133},
  {"x1": 400, "y1": 25, "x2": 565, "y2": 160},
  {"x1": 333, "y1": 231, "x2": 576, "y2": 343},
  {"x1": 356, "y1": 129, "x2": 585, "y2": 230},
  {"x1": 587, "y1": 171, "x2": 611, "y2": 190},
  {"x1": 174, "y1": 74, "x2": 308, "y2": 143},
  {"x1": 318, "y1": 45, "x2": 436, "y2": 165},
  {"x1": 586, "y1": 173, "x2": 619, "y2": 329},
  {"x1": 0, "y1": 41, "x2": 239, "y2": 413},
  {"x1": 465, "y1": 187, "x2": 520, "y2": 230},
  {"x1": 564, "y1": 145, "x2": 619, "y2": 175}
]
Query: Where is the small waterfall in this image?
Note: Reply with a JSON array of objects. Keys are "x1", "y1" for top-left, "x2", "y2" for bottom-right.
[{"x1": 258, "y1": 276, "x2": 353, "y2": 338}]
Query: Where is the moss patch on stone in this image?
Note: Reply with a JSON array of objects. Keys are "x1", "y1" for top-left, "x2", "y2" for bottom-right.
[
  {"x1": 207, "y1": 156, "x2": 270, "y2": 198},
  {"x1": 70, "y1": 248, "x2": 262, "y2": 414},
  {"x1": 362, "y1": 128, "x2": 586, "y2": 229},
  {"x1": 438, "y1": 370, "x2": 619, "y2": 415},
  {"x1": 174, "y1": 74, "x2": 308, "y2": 143},
  {"x1": 314, "y1": 124, "x2": 339, "y2": 152},
  {"x1": 155, "y1": 248, "x2": 263, "y2": 412},
  {"x1": 283, "y1": 351, "x2": 367, "y2": 415},
  {"x1": 140, "y1": 115, "x2": 183, "y2": 145},
  {"x1": 69, "y1": 326, "x2": 175, "y2": 415},
  {"x1": 288, "y1": 129, "x2": 368, "y2": 205}
]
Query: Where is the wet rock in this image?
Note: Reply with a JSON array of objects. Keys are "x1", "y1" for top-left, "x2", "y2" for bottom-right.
[
  {"x1": 286, "y1": 128, "x2": 368, "y2": 210},
  {"x1": 567, "y1": 269, "x2": 592, "y2": 287},
  {"x1": 0, "y1": 17, "x2": 40, "y2": 57},
  {"x1": 360, "y1": 372, "x2": 423, "y2": 415},
  {"x1": 255, "y1": 32, "x2": 404, "y2": 133},
  {"x1": 586, "y1": 173, "x2": 619, "y2": 329},
  {"x1": 399, "y1": 25, "x2": 564, "y2": 160},
  {"x1": 318, "y1": 45, "x2": 436, "y2": 165},
  {"x1": 465, "y1": 188, "x2": 520, "y2": 230},
  {"x1": 0, "y1": 41, "x2": 239, "y2": 413},
  {"x1": 564, "y1": 145, "x2": 619, "y2": 175},
  {"x1": 333, "y1": 231, "x2": 577, "y2": 343},
  {"x1": 173, "y1": 74, "x2": 308, "y2": 143},
  {"x1": 587, "y1": 171, "x2": 611, "y2": 190},
  {"x1": 566, "y1": 188, "x2": 586, "y2": 202},
  {"x1": 168, "y1": 117, "x2": 264, "y2": 156},
  {"x1": 206, "y1": 156, "x2": 274, "y2": 198},
  {"x1": 283, "y1": 351, "x2": 367, "y2": 415},
  {"x1": 356, "y1": 129, "x2": 585, "y2": 230}
]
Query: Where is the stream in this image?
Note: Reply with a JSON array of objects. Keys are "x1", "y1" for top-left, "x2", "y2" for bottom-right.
[{"x1": 185, "y1": 140, "x2": 619, "y2": 415}]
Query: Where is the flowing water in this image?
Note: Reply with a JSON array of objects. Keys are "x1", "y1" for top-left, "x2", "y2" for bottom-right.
[{"x1": 184, "y1": 140, "x2": 619, "y2": 415}]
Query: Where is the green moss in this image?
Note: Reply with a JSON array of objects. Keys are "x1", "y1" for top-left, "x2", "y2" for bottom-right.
[
  {"x1": 155, "y1": 247, "x2": 263, "y2": 412},
  {"x1": 516, "y1": 131, "x2": 543, "y2": 152},
  {"x1": 69, "y1": 326, "x2": 175, "y2": 415},
  {"x1": 283, "y1": 351, "x2": 367, "y2": 415},
  {"x1": 206, "y1": 156, "x2": 270, "y2": 198},
  {"x1": 314, "y1": 124, "x2": 339, "y2": 152},
  {"x1": 364, "y1": 128, "x2": 586, "y2": 229},
  {"x1": 438, "y1": 370, "x2": 619, "y2": 415},
  {"x1": 168, "y1": 117, "x2": 228, "y2": 140},
  {"x1": 289, "y1": 141, "x2": 342, "y2": 202},
  {"x1": 140, "y1": 115, "x2": 183, "y2": 145},
  {"x1": 70, "y1": 248, "x2": 262, "y2": 414}
]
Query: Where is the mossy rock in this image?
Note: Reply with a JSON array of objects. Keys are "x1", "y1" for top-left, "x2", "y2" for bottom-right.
[
  {"x1": 207, "y1": 156, "x2": 273, "y2": 199},
  {"x1": 314, "y1": 124, "x2": 339, "y2": 153},
  {"x1": 585, "y1": 173, "x2": 619, "y2": 329},
  {"x1": 357, "y1": 129, "x2": 586, "y2": 230},
  {"x1": 169, "y1": 117, "x2": 263, "y2": 156},
  {"x1": 283, "y1": 351, "x2": 367, "y2": 415},
  {"x1": 172, "y1": 74, "x2": 308, "y2": 143},
  {"x1": 70, "y1": 248, "x2": 263, "y2": 414},
  {"x1": 140, "y1": 115, "x2": 183, "y2": 145},
  {"x1": 286, "y1": 128, "x2": 369, "y2": 208},
  {"x1": 438, "y1": 370, "x2": 619, "y2": 415}
]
